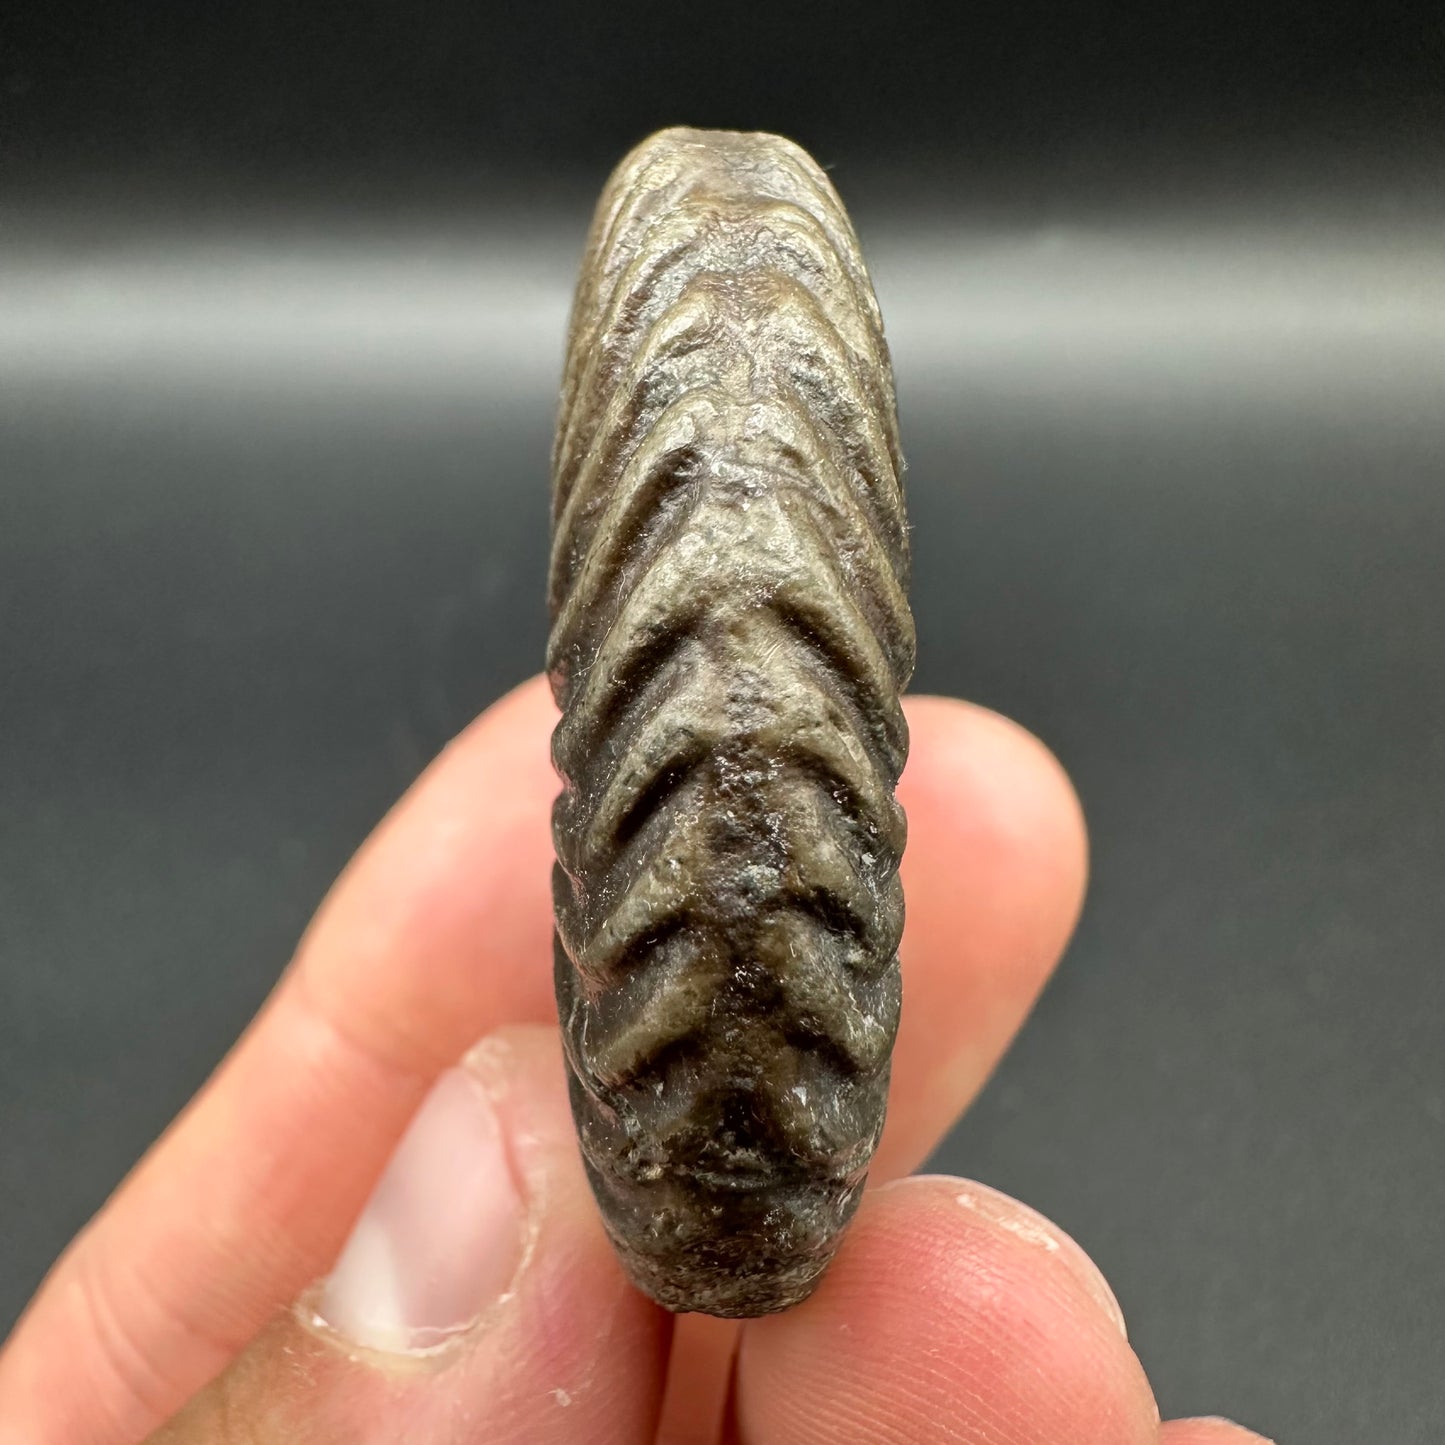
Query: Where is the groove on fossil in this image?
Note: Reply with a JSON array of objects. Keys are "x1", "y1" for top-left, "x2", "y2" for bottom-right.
[{"x1": 548, "y1": 127, "x2": 914, "y2": 1317}]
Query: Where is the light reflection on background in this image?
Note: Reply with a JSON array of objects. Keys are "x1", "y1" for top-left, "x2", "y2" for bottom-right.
[{"x1": 4, "y1": 208, "x2": 1441, "y2": 401}]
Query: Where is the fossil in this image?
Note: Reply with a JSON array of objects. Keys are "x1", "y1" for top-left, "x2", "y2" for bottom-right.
[{"x1": 547, "y1": 127, "x2": 914, "y2": 1316}]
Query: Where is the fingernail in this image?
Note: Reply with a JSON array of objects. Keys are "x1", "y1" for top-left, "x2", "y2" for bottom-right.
[
  {"x1": 313, "y1": 1065, "x2": 525, "y2": 1355},
  {"x1": 944, "y1": 1179, "x2": 1129, "y2": 1339},
  {"x1": 1185, "y1": 1418, "x2": 1277, "y2": 1444}
]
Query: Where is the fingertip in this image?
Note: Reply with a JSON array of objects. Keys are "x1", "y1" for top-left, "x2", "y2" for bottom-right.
[
  {"x1": 873, "y1": 698, "x2": 1088, "y2": 1179},
  {"x1": 902, "y1": 694, "x2": 1088, "y2": 937},
  {"x1": 738, "y1": 1174, "x2": 1156, "y2": 1445},
  {"x1": 298, "y1": 676, "x2": 561, "y2": 1077},
  {"x1": 443, "y1": 673, "x2": 558, "y2": 762},
  {"x1": 944, "y1": 1177, "x2": 1127, "y2": 1340}
]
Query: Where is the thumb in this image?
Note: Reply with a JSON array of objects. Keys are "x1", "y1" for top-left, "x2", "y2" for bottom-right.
[{"x1": 150, "y1": 1025, "x2": 669, "y2": 1445}]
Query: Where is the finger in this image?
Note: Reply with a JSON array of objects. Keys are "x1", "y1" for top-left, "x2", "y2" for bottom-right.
[
  {"x1": 294, "y1": 673, "x2": 561, "y2": 1066},
  {"x1": 1159, "y1": 1420, "x2": 1277, "y2": 1445},
  {"x1": 655, "y1": 1316, "x2": 743, "y2": 1445},
  {"x1": 736, "y1": 1176, "x2": 1153, "y2": 1445},
  {"x1": 875, "y1": 696, "x2": 1087, "y2": 1179},
  {"x1": 0, "y1": 677, "x2": 559, "y2": 1445},
  {"x1": 150, "y1": 1025, "x2": 669, "y2": 1445}
]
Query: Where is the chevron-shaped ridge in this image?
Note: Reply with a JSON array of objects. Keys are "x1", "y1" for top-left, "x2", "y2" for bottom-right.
[{"x1": 547, "y1": 128, "x2": 914, "y2": 1316}]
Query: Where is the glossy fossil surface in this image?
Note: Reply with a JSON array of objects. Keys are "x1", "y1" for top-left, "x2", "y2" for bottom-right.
[{"x1": 547, "y1": 127, "x2": 914, "y2": 1316}]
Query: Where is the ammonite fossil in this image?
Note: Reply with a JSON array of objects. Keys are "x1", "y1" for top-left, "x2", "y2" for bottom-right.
[{"x1": 547, "y1": 127, "x2": 914, "y2": 1316}]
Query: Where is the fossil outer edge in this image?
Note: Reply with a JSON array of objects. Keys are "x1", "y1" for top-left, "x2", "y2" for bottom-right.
[{"x1": 546, "y1": 127, "x2": 915, "y2": 1317}]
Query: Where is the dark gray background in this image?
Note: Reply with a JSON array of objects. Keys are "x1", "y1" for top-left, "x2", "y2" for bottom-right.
[{"x1": 3, "y1": 3, "x2": 1444, "y2": 1441}]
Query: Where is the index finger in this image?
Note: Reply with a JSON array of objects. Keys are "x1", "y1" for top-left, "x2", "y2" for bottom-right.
[{"x1": 0, "y1": 677, "x2": 560, "y2": 1445}]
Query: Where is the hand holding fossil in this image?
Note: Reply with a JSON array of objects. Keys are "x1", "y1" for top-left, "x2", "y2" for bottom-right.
[
  {"x1": 0, "y1": 679, "x2": 1269, "y2": 1445},
  {"x1": 0, "y1": 129, "x2": 1272, "y2": 1445}
]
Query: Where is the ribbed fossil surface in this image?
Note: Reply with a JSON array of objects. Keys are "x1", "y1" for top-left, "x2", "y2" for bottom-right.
[{"x1": 547, "y1": 127, "x2": 914, "y2": 1316}]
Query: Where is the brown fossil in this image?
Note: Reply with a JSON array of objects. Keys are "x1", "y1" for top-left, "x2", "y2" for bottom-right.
[{"x1": 547, "y1": 127, "x2": 914, "y2": 1316}]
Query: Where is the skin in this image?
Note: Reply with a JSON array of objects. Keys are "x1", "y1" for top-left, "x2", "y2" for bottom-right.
[{"x1": 0, "y1": 678, "x2": 1274, "y2": 1445}]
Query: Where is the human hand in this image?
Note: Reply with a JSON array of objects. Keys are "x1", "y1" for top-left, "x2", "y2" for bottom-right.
[{"x1": 0, "y1": 678, "x2": 1270, "y2": 1445}]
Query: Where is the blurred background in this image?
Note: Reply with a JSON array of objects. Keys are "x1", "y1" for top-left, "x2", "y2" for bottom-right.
[{"x1": 2, "y1": 2, "x2": 1443, "y2": 1439}]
